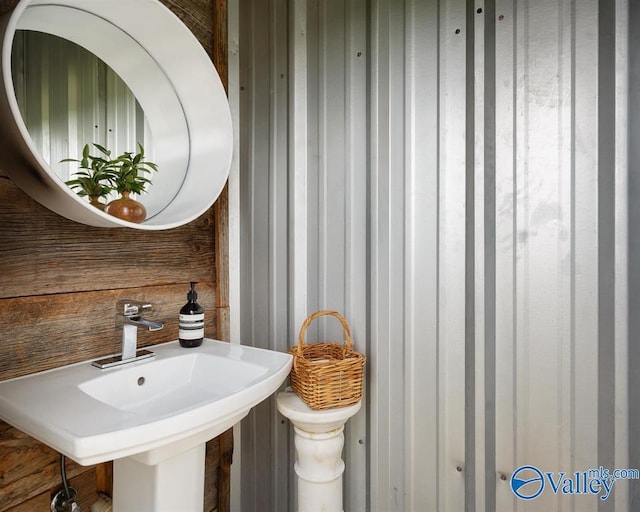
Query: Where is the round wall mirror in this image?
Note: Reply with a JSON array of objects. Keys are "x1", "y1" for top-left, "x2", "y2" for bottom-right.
[{"x1": 0, "y1": 0, "x2": 233, "y2": 230}]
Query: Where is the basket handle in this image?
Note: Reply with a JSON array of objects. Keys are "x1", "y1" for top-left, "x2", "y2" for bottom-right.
[{"x1": 296, "y1": 310, "x2": 353, "y2": 356}]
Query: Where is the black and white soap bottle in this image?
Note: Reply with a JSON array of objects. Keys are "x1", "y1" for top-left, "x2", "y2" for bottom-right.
[{"x1": 179, "y1": 282, "x2": 204, "y2": 348}]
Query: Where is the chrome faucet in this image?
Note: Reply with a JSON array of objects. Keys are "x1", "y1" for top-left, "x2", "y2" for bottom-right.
[
  {"x1": 92, "y1": 300, "x2": 164, "y2": 369},
  {"x1": 120, "y1": 300, "x2": 164, "y2": 358}
]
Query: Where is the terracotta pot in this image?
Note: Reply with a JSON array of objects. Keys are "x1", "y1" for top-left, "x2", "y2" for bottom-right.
[{"x1": 106, "y1": 191, "x2": 146, "y2": 223}]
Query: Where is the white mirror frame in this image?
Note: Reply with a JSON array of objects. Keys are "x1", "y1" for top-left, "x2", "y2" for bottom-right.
[{"x1": 0, "y1": 0, "x2": 233, "y2": 230}]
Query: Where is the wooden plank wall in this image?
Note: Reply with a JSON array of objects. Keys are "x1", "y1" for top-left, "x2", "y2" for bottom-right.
[{"x1": 0, "y1": 1, "x2": 231, "y2": 511}]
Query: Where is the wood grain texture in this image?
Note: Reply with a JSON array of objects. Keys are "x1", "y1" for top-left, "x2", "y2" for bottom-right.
[
  {"x1": 215, "y1": 306, "x2": 231, "y2": 343},
  {"x1": 161, "y1": 0, "x2": 215, "y2": 57},
  {"x1": 204, "y1": 437, "x2": 221, "y2": 512},
  {"x1": 95, "y1": 462, "x2": 113, "y2": 496},
  {"x1": 0, "y1": 0, "x2": 14, "y2": 176},
  {"x1": 0, "y1": 0, "x2": 18, "y2": 16},
  {"x1": 3, "y1": 492, "x2": 50, "y2": 512},
  {"x1": 0, "y1": 283, "x2": 217, "y2": 381},
  {"x1": 210, "y1": 4, "x2": 233, "y2": 507},
  {"x1": 212, "y1": 3, "x2": 229, "y2": 350},
  {"x1": 0, "y1": 181, "x2": 216, "y2": 299},
  {"x1": 214, "y1": 184, "x2": 230, "y2": 309},
  {"x1": 4, "y1": 467, "x2": 102, "y2": 512},
  {"x1": 0, "y1": 422, "x2": 96, "y2": 511},
  {"x1": 217, "y1": 428, "x2": 234, "y2": 512},
  {"x1": 213, "y1": 0, "x2": 228, "y2": 91}
]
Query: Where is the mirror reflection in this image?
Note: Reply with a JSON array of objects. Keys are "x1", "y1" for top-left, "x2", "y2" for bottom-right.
[{"x1": 10, "y1": 29, "x2": 181, "y2": 222}]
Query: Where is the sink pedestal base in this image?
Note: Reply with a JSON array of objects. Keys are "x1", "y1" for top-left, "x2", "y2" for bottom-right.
[
  {"x1": 277, "y1": 390, "x2": 361, "y2": 512},
  {"x1": 113, "y1": 444, "x2": 205, "y2": 512}
]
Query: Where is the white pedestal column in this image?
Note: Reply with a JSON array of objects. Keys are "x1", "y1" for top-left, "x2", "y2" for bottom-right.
[
  {"x1": 112, "y1": 443, "x2": 205, "y2": 512},
  {"x1": 277, "y1": 390, "x2": 361, "y2": 512}
]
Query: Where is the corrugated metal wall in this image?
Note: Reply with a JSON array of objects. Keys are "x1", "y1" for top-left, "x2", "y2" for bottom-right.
[{"x1": 229, "y1": 0, "x2": 633, "y2": 510}]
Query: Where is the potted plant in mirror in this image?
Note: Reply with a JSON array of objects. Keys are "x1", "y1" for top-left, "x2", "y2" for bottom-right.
[
  {"x1": 62, "y1": 143, "x2": 117, "y2": 211},
  {"x1": 105, "y1": 143, "x2": 159, "y2": 224}
]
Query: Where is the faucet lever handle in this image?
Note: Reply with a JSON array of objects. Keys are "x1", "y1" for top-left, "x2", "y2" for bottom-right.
[{"x1": 117, "y1": 299, "x2": 153, "y2": 317}]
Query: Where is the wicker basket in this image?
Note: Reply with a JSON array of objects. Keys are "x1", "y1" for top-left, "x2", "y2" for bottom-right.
[{"x1": 288, "y1": 310, "x2": 365, "y2": 410}]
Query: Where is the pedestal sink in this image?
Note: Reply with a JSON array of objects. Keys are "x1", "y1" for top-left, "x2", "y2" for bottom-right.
[{"x1": 0, "y1": 339, "x2": 292, "y2": 511}]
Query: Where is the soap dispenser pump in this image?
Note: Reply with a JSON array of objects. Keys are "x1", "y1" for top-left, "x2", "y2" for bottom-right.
[{"x1": 179, "y1": 282, "x2": 204, "y2": 348}]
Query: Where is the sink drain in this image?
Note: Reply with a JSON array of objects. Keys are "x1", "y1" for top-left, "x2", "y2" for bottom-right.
[{"x1": 137, "y1": 377, "x2": 145, "y2": 386}]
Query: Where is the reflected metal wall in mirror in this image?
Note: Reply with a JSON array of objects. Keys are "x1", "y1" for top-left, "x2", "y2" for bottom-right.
[
  {"x1": 12, "y1": 31, "x2": 152, "y2": 175},
  {"x1": 0, "y1": 0, "x2": 233, "y2": 230}
]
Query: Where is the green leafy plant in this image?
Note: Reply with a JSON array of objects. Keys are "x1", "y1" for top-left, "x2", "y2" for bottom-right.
[
  {"x1": 62, "y1": 143, "x2": 118, "y2": 199},
  {"x1": 110, "y1": 143, "x2": 159, "y2": 195}
]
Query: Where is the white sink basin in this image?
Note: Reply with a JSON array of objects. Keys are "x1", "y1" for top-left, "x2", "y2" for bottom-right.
[
  {"x1": 79, "y1": 352, "x2": 267, "y2": 417},
  {"x1": 0, "y1": 339, "x2": 292, "y2": 466}
]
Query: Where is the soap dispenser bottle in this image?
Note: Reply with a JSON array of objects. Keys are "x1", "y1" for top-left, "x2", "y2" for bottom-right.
[{"x1": 179, "y1": 282, "x2": 204, "y2": 348}]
